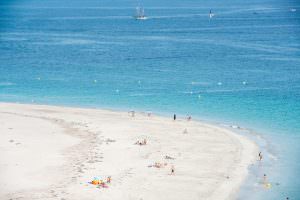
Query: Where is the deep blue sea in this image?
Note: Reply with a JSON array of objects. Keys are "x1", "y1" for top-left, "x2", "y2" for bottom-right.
[{"x1": 0, "y1": 0, "x2": 299, "y2": 199}]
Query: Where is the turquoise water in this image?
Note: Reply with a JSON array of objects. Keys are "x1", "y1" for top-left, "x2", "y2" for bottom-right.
[{"x1": 0, "y1": 0, "x2": 300, "y2": 199}]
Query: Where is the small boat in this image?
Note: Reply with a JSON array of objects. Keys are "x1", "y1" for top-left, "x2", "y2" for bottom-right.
[
  {"x1": 134, "y1": 7, "x2": 147, "y2": 20},
  {"x1": 209, "y1": 10, "x2": 215, "y2": 18}
]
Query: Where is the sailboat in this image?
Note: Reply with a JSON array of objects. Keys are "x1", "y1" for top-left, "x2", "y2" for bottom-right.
[
  {"x1": 134, "y1": 7, "x2": 147, "y2": 20},
  {"x1": 209, "y1": 10, "x2": 215, "y2": 19}
]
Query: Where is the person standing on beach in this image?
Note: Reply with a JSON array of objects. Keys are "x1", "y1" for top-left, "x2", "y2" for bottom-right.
[
  {"x1": 171, "y1": 165, "x2": 175, "y2": 175},
  {"x1": 173, "y1": 114, "x2": 176, "y2": 121}
]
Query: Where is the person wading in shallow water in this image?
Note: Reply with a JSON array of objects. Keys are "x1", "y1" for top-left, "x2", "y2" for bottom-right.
[
  {"x1": 259, "y1": 152, "x2": 263, "y2": 161},
  {"x1": 173, "y1": 114, "x2": 176, "y2": 121}
]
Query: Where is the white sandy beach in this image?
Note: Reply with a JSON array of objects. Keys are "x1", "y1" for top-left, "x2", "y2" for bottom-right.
[{"x1": 0, "y1": 103, "x2": 258, "y2": 200}]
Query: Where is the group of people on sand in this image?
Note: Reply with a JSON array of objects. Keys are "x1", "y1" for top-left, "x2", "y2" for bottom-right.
[
  {"x1": 91, "y1": 176, "x2": 111, "y2": 188},
  {"x1": 148, "y1": 162, "x2": 175, "y2": 175},
  {"x1": 135, "y1": 139, "x2": 147, "y2": 145}
]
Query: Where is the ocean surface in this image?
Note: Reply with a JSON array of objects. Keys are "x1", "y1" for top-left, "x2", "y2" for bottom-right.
[{"x1": 0, "y1": 0, "x2": 299, "y2": 199}]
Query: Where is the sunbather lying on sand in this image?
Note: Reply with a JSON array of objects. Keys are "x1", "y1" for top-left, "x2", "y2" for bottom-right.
[
  {"x1": 165, "y1": 155, "x2": 175, "y2": 160},
  {"x1": 91, "y1": 176, "x2": 112, "y2": 188},
  {"x1": 148, "y1": 162, "x2": 168, "y2": 168}
]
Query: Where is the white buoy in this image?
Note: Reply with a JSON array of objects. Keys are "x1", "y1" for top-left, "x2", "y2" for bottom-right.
[
  {"x1": 198, "y1": 94, "x2": 201, "y2": 99},
  {"x1": 37, "y1": 77, "x2": 41, "y2": 80},
  {"x1": 217, "y1": 82, "x2": 222, "y2": 86},
  {"x1": 290, "y1": 8, "x2": 297, "y2": 12},
  {"x1": 94, "y1": 80, "x2": 97, "y2": 83},
  {"x1": 116, "y1": 89, "x2": 119, "y2": 93},
  {"x1": 242, "y1": 81, "x2": 247, "y2": 85}
]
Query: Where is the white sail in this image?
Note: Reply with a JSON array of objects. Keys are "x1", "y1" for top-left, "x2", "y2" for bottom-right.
[{"x1": 134, "y1": 6, "x2": 147, "y2": 20}]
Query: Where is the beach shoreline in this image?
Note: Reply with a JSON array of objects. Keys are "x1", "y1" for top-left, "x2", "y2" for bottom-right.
[{"x1": 0, "y1": 102, "x2": 258, "y2": 200}]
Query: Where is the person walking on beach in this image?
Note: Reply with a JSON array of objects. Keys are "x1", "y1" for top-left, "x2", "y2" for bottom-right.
[{"x1": 173, "y1": 114, "x2": 176, "y2": 121}]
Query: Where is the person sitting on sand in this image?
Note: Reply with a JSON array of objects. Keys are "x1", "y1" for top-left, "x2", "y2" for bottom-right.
[
  {"x1": 183, "y1": 128, "x2": 188, "y2": 134},
  {"x1": 143, "y1": 139, "x2": 147, "y2": 145},
  {"x1": 154, "y1": 162, "x2": 166, "y2": 168},
  {"x1": 154, "y1": 162, "x2": 161, "y2": 168},
  {"x1": 106, "y1": 176, "x2": 111, "y2": 183},
  {"x1": 100, "y1": 181, "x2": 108, "y2": 188}
]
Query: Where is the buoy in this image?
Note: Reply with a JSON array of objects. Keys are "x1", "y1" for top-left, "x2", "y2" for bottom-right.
[
  {"x1": 94, "y1": 80, "x2": 97, "y2": 83},
  {"x1": 217, "y1": 82, "x2": 222, "y2": 86}
]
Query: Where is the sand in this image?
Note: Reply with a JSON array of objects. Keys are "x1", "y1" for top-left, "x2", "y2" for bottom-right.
[{"x1": 0, "y1": 102, "x2": 258, "y2": 200}]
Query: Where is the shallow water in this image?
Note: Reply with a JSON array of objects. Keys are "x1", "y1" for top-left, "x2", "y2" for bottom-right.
[{"x1": 0, "y1": 0, "x2": 300, "y2": 199}]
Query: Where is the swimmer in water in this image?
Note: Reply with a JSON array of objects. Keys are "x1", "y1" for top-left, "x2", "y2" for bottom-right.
[{"x1": 263, "y1": 174, "x2": 267, "y2": 184}]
